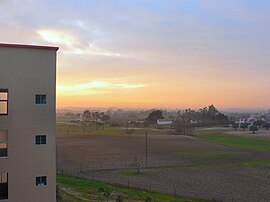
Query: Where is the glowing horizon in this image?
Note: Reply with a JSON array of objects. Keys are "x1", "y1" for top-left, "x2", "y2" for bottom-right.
[{"x1": 1, "y1": 0, "x2": 270, "y2": 109}]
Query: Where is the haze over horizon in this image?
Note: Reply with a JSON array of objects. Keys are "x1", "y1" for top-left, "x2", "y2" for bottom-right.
[{"x1": 1, "y1": 0, "x2": 270, "y2": 109}]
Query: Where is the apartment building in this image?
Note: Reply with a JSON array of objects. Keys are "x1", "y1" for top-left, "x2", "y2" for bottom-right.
[{"x1": 0, "y1": 43, "x2": 58, "y2": 202}]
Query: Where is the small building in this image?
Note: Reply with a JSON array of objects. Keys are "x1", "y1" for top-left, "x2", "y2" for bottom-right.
[
  {"x1": 235, "y1": 115, "x2": 256, "y2": 126},
  {"x1": 157, "y1": 119, "x2": 173, "y2": 125}
]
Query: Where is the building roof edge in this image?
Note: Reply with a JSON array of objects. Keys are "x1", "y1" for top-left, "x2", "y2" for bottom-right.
[{"x1": 0, "y1": 43, "x2": 59, "y2": 51}]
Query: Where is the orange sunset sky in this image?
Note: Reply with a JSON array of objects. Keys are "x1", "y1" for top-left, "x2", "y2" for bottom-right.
[{"x1": 1, "y1": 0, "x2": 270, "y2": 109}]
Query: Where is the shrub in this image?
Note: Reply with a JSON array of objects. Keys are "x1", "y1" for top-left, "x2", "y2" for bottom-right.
[{"x1": 250, "y1": 125, "x2": 258, "y2": 134}]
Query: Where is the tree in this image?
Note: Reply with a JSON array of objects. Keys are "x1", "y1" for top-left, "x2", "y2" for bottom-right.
[
  {"x1": 92, "y1": 112, "x2": 100, "y2": 120},
  {"x1": 145, "y1": 197, "x2": 152, "y2": 202},
  {"x1": 116, "y1": 195, "x2": 123, "y2": 202},
  {"x1": 254, "y1": 120, "x2": 264, "y2": 127},
  {"x1": 240, "y1": 123, "x2": 248, "y2": 131},
  {"x1": 181, "y1": 105, "x2": 229, "y2": 126},
  {"x1": 98, "y1": 187, "x2": 112, "y2": 202},
  {"x1": 174, "y1": 118, "x2": 192, "y2": 135},
  {"x1": 232, "y1": 123, "x2": 239, "y2": 131},
  {"x1": 82, "y1": 110, "x2": 91, "y2": 120},
  {"x1": 56, "y1": 185, "x2": 61, "y2": 201},
  {"x1": 100, "y1": 114, "x2": 111, "y2": 123},
  {"x1": 145, "y1": 110, "x2": 163, "y2": 124},
  {"x1": 103, "y1": 189, "x2": 112, "y2": 202},
  {"x1": 264, "y1": 123, "x2": 270, "y2": 130},
  {"x1": 63, "y1": 112, "x2": 76, "y2": 119},
  {"x1": 250, "y1": 125, "x2": 258, "y2": 134}
]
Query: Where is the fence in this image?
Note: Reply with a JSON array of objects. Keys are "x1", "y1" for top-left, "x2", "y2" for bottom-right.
[{"x1": 57, "y1": 159, "x2": 270, "y2": 202}]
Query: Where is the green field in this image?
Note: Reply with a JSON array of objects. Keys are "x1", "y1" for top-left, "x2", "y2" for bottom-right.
[
  {"x1": 57, "y1": 175, "x2": 216, "y2": 202},
  {"x1": 240, "y1": 160, "x2": 270, "y2": 167},
  {"x1": 194, "y1": 130, "x2": 270, "y2": 150},
  {"x1": 122, "y1": 170, "x2": 145, "y2": 176},
  {"x1": 175, "y1": 151, "x2": 247, "y2": 158},
  {"x1": 57, "y1": 121, "x2": 167, "y2": 136}
]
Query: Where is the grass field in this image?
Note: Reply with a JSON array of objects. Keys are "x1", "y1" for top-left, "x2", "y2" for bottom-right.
[
  {"x1": 194, "y1": 130, "x2": 270, "y2": 150},
  {"x1": 57, "y1": 121, "x2": 167, "y2": 137},
  {"x1": 240, "y1": 160, "x2": 270, "y2": 167},
  {"x1": 57, "y1": 174, "x2": 215, "y2": 202},
  {"x1": 175, "y1": 151, "x2": 247, "y2": 158},
  {"x1": 122, "y1": 170, "x2": 144, "y2": 176}
]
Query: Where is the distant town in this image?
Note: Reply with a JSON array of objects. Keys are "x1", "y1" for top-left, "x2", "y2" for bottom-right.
[{"x1": 57, "y1": 105, "x2": 270, "y2": 134}]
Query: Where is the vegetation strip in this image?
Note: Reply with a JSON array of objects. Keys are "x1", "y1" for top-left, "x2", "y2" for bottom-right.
[
  {"x1": 175, "y1": 151, "x2": 247, "y2": 158},
  {"x1": 240, "y1": 160, "x2": 270, "y2": 167},
  {"x1": 122, "y1": 170, "x2": 145, "y2": 176},
  {"x1": 57, "y1": 174, "x2": 216, "y2": 202},
  {"x1": 195, "y1": 132, "x2": 270, "y2": 150}
]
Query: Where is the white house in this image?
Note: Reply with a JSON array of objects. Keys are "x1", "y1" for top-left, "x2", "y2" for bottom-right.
[
  {"x1": 157, "y1": 119, "x2": 173, "y2": 125},
  {"x1": 235, "y1": 115, "x2": 256, "y2": 126}
]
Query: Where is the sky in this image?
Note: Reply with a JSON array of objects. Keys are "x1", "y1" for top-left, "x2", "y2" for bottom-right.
[{"x1": 1, "y1": 0, "x2": 270, "y2": 109}]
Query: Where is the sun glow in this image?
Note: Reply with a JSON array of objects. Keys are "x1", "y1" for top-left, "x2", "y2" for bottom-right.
[
  {"x1": 37, "y1": 30, "x2": 75, "y2": 46},
  {"x1": 57, "y1": 81, "x2": 147, "y2": 96}
]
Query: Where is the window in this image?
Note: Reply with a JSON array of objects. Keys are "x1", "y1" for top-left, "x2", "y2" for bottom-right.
[
  {"x1": 0, "y1": 173, "x2": 8, "y2": 200},
  {"x1": 0, "y1": 89, "x2": 8, "y2": 115},
  {"x1": 0, "y1": 131, "x2": 7, "y2": 157},
  {"x1": 35, "y1": 94, "x2": 47, "y2": 104},
  {"x1": 36, "y1": 176, "x2": 47, "y2": 186},
  {"x1": 35, "y1": 135, "x2": 46, "y2": 145}
]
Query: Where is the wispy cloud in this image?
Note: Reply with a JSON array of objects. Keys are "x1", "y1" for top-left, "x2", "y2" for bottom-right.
[
  {"x1": 37, "y1": 29, "x2": 76, "y2": 46},
  {"x1": 2, "y1": 0, "x2": 270, "y2": 108},
  {"x1": 37, "y1": 29, "x2": 123, "y2": 57},
  {"x1": 57, "y1": 81, "x2": 147, "y2": 95},
  {"x1": 66, "y1": 44, "x2": 122, "y2": 57}
]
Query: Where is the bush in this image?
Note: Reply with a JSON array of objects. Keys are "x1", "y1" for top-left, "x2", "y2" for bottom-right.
[
  {"x1": 263, "y1": 123, "x2": 270, "y2": 130},
  {"x1": 116, "y1": 195, "x2": 123, "y2": 202},
  {"x1": 110, "y1": 123, "x2": 120, "y2": 127},
  {"x1": 232, "y1": 123, "x2": 239, "y2": 131},
  {"x1": 240, "y1": 123, "x2": 248, "y2": 131},
  {"x1": 250, "y1": 125, "x2": 258, "y2": 134},
  {"x1": 145, "y1": 197, "x2": 152, "y2": 202}
]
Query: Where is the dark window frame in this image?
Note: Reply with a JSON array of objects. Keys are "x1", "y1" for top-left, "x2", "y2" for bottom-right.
[
  {"x1": 36, "y1": 176, "x2": 47, "y2": 186},
  {"x1": 0, "y1": 130, "x2": 8, "y2": 158},
  {"x1": 0, "y1": 89, "x2": 8, "y2": 116},
  {"x1": 0, "y1": 172, "x2": 8, "y2": 200},
  {"x1": 35, "y1": 135, "x2": 47, "y2": 145},
  {"x1": 35, "y1": 94, "x2": 47, "y2": 104}
]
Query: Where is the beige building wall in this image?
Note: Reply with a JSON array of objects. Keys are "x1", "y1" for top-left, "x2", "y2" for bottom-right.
[{"x1": 0, "y1": 44, "x2": 58, "y2": 202}]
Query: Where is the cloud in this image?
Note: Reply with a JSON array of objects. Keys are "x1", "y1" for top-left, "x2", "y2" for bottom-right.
[
  {"x1": 57, "y1": 80, "x2": 147, "y2": 95},
  {"x1": 2, "y1": 0, "x2": 270, "y2": 108},
  {"x1": 37, "y1": 29, "x2": 76, "y2": 46},
  {"x1": 37, "y1": 28, "x2": 123, "y2": 57},
  {"x1": 66, "y1": 43, "x2": 122, "y2": 57}
]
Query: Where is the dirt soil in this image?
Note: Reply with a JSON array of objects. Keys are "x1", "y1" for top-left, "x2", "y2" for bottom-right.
[{"x1": 57, "y1": 134, "x2": 270, "y2": 202}]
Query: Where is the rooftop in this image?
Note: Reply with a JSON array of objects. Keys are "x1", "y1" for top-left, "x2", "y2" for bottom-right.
[{"x1": 0, "y1": 43, "x2": 59, "y2": 51}]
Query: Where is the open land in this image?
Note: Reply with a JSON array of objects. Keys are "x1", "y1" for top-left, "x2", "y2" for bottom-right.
[
  {"x1": 57, "y1": 122, "x2": 270, "y2": 202},
  {"x1": 57, "y1": 174, "x2": 216, "y2": 202}
]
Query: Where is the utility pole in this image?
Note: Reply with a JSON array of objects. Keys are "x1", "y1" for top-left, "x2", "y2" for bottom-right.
[
  {"x1": 268, "y1": 109, "x2": 270, "y2": 123},
  {"x1": 145, "y1": 130, "x2": 148, "y2": 168}
]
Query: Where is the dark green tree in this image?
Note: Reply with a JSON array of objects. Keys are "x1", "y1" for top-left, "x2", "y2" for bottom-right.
[
  {"x1": 82, "y1": 110, "x2": 91, "y2": 120},
  {"x1": 116, "y1": 195, "x2": 123, "y2": 202},
  {"x1": 250, "y1": 125, "x2": 258, "y2": 134},
  {"x1": 100, "y1": 114, "x2": 111, "y2": 123},
  {"x1": 264, "y1": 123, "x2": 270, "y2": 130},
  {"x1": 232, "y1": 123, "x2": 239, "y2": 131},
  {"x1": 145, "y1": 197, "x2": 152, "y2": 202},
  {"x1": 145, "y1": 110, "x2": 163, "y2": 124},
  {"x1": 240, "y1": 123, "x2": 248, "y2": 131}
]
